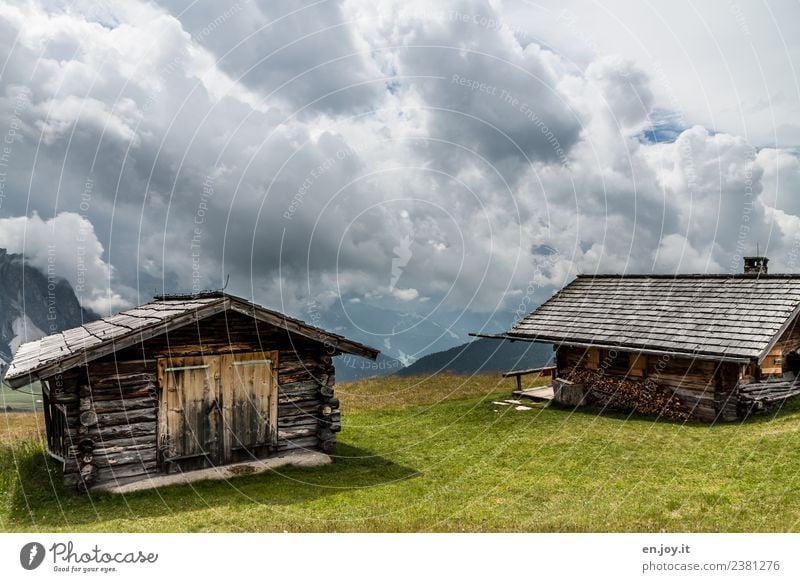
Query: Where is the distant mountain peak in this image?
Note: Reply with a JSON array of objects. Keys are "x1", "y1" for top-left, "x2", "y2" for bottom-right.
[
  {"x1": 0, "y1": 250, "x2": 98, "y2": 361},
  {"x1": 396, "y1": 338, "x2": 554, "y2": 377}
]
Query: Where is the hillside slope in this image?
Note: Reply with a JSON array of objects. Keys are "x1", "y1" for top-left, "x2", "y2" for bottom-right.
[{"x1": 395, "y1": 337, "x2": 553, "y2": 377}]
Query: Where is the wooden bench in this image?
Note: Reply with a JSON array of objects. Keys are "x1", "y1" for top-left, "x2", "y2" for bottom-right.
[{"x1": 502, "y1": 366, "x2": 556, "y2": 392}]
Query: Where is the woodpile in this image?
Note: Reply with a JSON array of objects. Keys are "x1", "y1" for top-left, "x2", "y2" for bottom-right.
[
  {"x1": 567, "y1": 367, "x2": 690, "y2": 420},
  {"x1": 738, "y1": 379, "x2": 800, "y2": 416}
]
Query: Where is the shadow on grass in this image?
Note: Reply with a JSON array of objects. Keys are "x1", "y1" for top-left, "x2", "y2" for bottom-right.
[{"x1": 3, "y1": 442, "x2": 419, "y2": 529}]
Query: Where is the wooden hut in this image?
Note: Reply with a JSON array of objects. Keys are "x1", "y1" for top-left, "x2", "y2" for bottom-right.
[
  {"x1": 3, "y1": 292, "x2": 378, "y2": 492},
  {"x1": 478, "y1": 258, "x2": 800, "y2": 422}
]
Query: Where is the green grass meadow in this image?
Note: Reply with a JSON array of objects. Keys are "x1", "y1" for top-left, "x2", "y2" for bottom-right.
[
  {"x1": 3, "y1": 373, "x2": 800, "y2": 532},
  {"x1": 0, "y1": 381, "x2": 42, "y2": 412}
]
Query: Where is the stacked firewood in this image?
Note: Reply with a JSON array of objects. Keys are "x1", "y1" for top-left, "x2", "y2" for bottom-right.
[
  {"x1": 567, "y1": 367, "x2": 690, "y2": 420},
  {"x1": 739, "y1": 379, "x2": 800, "y2": 405}
]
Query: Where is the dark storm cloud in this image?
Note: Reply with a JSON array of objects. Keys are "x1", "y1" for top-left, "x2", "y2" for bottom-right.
[
  {"x1": 0, "y1": 0, "x2": 798, "y2": 331},
  {"x1": 154, "y1": 0, "x2": 384, "y2": 115},
  {"x1": 384, "y1": 2, "x2": 583, "y2": 169}
]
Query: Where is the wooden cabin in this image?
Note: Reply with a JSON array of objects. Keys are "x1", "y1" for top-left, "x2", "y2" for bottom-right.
[
  {"x1": 3, "y1": 292, "x2": 378, "y2": 492},
  {"x1": 484, "y1": 258, "x2": 800, "y2": 422}
]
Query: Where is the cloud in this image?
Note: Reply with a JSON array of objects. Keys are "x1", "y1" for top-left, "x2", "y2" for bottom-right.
[
  {"x1": 392, "y1": 287, "x2": 419, "y2": 301},
  {"x1": 0, "y1": 212, "x2": 130, "y2": 313},
  {"x1": 586, "y1": 55, "x2": 654, "y2": 130},
  {"x1": 154, "y1": 0, "x2": 384, "y2": 115},
  {"x1": 359, "y1": 0, "x2": 583, "y2": 169},
  {"x1": 757, "y1": 148, "x2": 800, "y2": 216},
  {"x1": 0, "y1": 0, "x2": 798, "y2": 357},
  {"x1": 653, "y1": 233, "x2": 722, "y2": 273}
]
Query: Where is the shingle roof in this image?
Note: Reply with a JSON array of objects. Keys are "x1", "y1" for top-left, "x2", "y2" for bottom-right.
[
  {"x1": 4, "y1": 293, "x2": 379, "y2": 388},
  {"x1": 505, "y1": 274, "x2": 800, "y2": 362}
]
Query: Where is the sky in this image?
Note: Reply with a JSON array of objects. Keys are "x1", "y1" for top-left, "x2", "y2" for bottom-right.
[{"x1": 0, "y1": 0, "x2": 799, "y2": 360}]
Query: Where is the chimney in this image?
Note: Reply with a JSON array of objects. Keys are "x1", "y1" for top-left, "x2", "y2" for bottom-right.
[{"x1": 743, "y1": 256, "x2": 769, "y2": 275}]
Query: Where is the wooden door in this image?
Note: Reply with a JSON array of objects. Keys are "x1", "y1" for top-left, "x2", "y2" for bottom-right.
[
  {"x1": 220, "y1": 351, "x2": 278, "y2": 463},
  {"x1": 158, "y1": 356, "x2": 222, "y2": 466},
  {"x1": 158, "y1": 352, "x2": 277, "y2": 469}
]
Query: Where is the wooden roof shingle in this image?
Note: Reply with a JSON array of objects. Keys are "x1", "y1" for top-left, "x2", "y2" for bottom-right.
[
  {"x1": 504, "y1": 274, "x2": 800, "y2": 362},
  {"x1": 4, "y1": 293, "x2": 379, "y2": 388}
]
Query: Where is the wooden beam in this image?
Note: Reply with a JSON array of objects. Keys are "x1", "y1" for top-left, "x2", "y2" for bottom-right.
[
  {"x1": 757, "y1": 304, "x2": 800, "y2": 364},
  {"x1": 501, "y1": 366, "x2": 556, "y2": 378},
  {"x1": 227, "y1": 299, "x2": 379, "y2": 360},
  {"x1": 471, "y1": 333, "x2": 752, "y2": 364},
  {"x1": 7, "y1": 293, "x2": 379, "y2": 388},
  {"x1": 468, "y1": 332, "x2": 513, "y2": 340}
]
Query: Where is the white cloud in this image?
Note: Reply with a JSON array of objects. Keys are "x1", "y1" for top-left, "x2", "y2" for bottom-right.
[
  {"x1": 0, "y1": 212, "x2": 130, "y2": 314},
  {"x1": 653, "y1": 233, "x2": 722, "y2": 273},
  {"x1": 503, "y1": 0, "x2": 800, "y2": 148},
  {"x1": 392, "y1": 287, "x2": 419, "y2": 301},
  {"x1": 757, "y1": 147, "x2": 800, "y2": 216},
  {"x1": 0, "y1": 0, "x2": 798, "y2": 353}
]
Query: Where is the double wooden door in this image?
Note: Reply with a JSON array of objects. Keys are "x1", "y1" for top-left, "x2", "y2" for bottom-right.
[{"x1": 157, "y1": 351, "x2": 278, "y2": 468}]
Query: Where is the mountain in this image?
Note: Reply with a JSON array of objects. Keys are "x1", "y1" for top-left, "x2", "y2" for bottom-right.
[
  {"x1": 0, "y1": 249, "x2": 548, "y2": 385},
  {"x1": 395, "y1": 337, "x2": 554, "y2": 377},
  {"x1": 315, "y1": 299, "x2": 515, "y2": 366},
  {"x1": 0, "y1": 248, "x2": 98, "y2": 364},
  {"x1": 316, "y1": 298, "x2": 541, "y2": 382}
]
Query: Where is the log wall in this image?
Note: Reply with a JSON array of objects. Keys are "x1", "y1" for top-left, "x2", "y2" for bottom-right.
[
  {"x1": 50, "y1": 361, "x2": 160, "y2": 491},
  {"x1": 276, "y1": 347, "x2": 339, "y2": 455},
  {"x1": 46, "y1": 310, "x2": 341, "y2": 492},
  {"x1": 774, "y1": 319, "x2": 800, "y2": 353}
]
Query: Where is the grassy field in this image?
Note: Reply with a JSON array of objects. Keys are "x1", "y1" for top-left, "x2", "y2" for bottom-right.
[
  {"x1": 3, "y1": 373, "x2": 800, "y2": 532},
  {"x1": 0, "y1": 381, "x2": 42, "y2": 412}
]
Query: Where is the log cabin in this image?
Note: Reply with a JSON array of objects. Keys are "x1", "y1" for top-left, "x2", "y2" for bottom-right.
[
  {"x1": 3, "y1": 292, "x2": 378, "y2": 492},
  {"x1": 479, "y1": 257, "x2": 800, "y2": 422}
]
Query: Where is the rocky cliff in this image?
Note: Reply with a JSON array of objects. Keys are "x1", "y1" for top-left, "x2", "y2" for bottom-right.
[{"x1": 0, "y1": 248, "x2": 98, "y2": 364}]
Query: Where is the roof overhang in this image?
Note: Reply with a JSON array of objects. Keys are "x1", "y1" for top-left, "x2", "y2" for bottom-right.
[
  {"x1": 4, "y1": 299, "x2": 231, "y2": 388},
  {"x1": 756, "y1": 301, "x2": 800, "y2": 364},
  {"x1": 226, "y1": 297, "x2": 379, "y2": 360},
  {"x1": 5, "y1": 295, "x2": 379, "y2": 388},
  {"x1": 469, "y1": 332, "x2": 753, "y2": 364}
]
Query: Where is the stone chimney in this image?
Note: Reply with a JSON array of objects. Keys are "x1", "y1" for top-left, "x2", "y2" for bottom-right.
[{"x1": 743, "y1": 256, "x2": 769, "y2": 274}]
